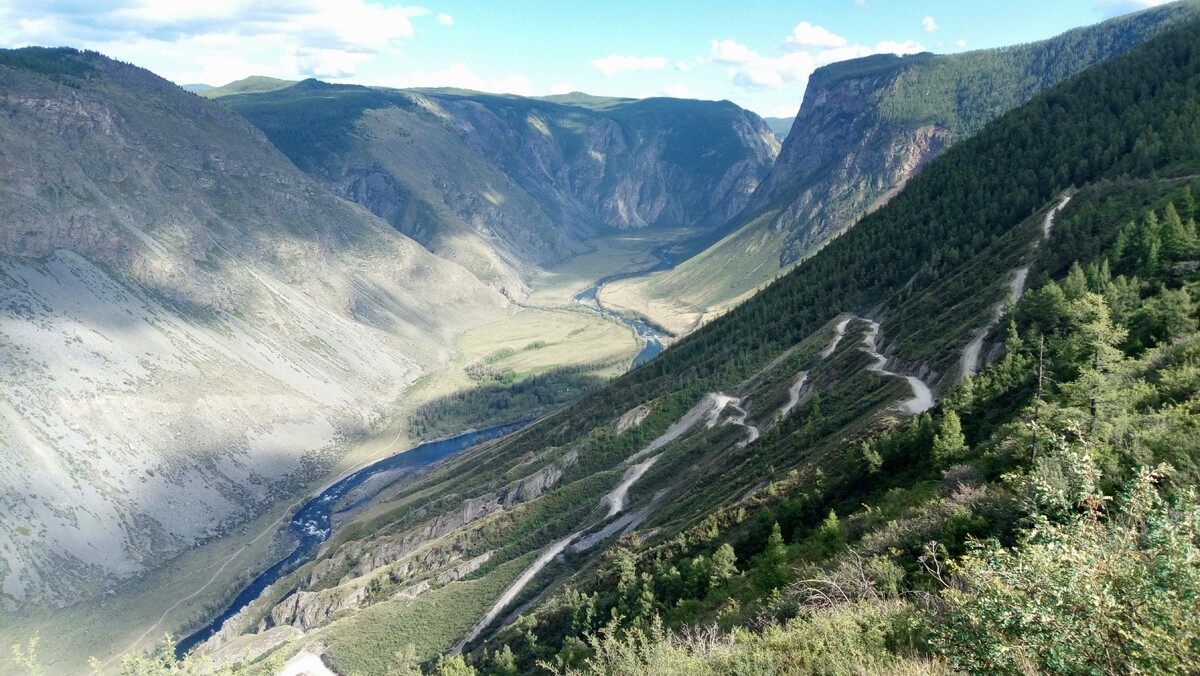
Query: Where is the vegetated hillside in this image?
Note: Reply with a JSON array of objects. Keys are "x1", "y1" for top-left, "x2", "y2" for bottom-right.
[
  {"x1": 762, "y1": 116, "x2": 795, "y2": 142},
  {"x1": 215, "y1": 84, "x2": 779, "y2": 289},
  {"x1": 0, "y1": 48, "x2": 505, "y2": 612},
  {"x1": 198, "y1": 75, "x2": 296, "y2": 99},
  {"x1": 602, "y1": 0, "x2": 1200, "y2": 335},
  {"x1": 173, "y1": 14, "x2": 1200, "y2": 675}
]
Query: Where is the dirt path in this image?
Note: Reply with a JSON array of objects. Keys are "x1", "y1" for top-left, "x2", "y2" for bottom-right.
[
  {"x1": 455, "y1": 391, "x2": 723, "y2": 653},
  {"x1": 860, "y1": 320, "x2": 934, "y2": 414},
  {"x1": 1043, "y1": 194, "x2": 1072, "y2": 240},
  {"x1": 821, "y1": 316, "x2": 852, "y2": 358},
  {"x1": 604, "y1": 456, "x2": 661, "y2": 516},
  {"x1": 627, "y1": 395, "x2": 718, "y2": 463},
  {"x1": 279, "y1": 651, "x2": 337, "y2": 676},
  {"x1": 961, "y1": 194, "x2": 1072, "y2": 379},
  {"x1": 778, "y1": 372, "x2": 809, "y2": 420},
  {"x1": 455, "y1": 533, "x2": 578, "y2": 652},
  {"x1": 706, "y1": 393, "x2": 758, "y2": 445}
]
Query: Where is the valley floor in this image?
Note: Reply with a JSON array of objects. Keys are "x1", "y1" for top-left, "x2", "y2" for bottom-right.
[{"x1": 2, "y1": 229, "x2": 687, "y2": 675}]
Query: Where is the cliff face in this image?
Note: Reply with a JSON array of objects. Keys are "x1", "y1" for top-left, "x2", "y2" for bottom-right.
[
  {"x1": 0, "y1": 49, "x2": 505, "y2": 610},
  {"x1": 220, "y1": 87, "x2": 779, "y2": 287},
  {"x1": 600, "y1": 2, "x2": 1199, "y2": 334},
  {"x1": 748, "y1": 57, "x2": 952, "y2": 265}
]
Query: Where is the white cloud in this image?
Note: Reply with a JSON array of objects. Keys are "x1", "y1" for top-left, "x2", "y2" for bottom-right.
[
  {"x1": 437, "y1": 13, "x2": 453, "y2": 26},
  {"x1": 1094, "y1": 0, "x2": 1174, "y2": 14},
  {"x1": 662, "y1": 83, "x2": 696, "y2": 99},
  {"x1": 921, "y1": 16, "x2": 938, "y2": 33},
  {"x1": 731, "y1": 51, "x2": 815, "y2": 90},
  {"x1": 875, "y1": 39, "x2": 925, "y2": 56},
  {"x1": 550, "y1": 81, "x2": 576, "y2": 95},
  {"x1": 813, "y1": 44, "x2": 873, "y2": 66},
  {"x1": 956, "y1": 39, "x2": 967, "y2": 48},
  {"x1": 709, "y1": 39, "x2": 757, "y2": 64},
  {"x1": 725, "y1": 29, "x2": 917, "y2": 92},
  {"x1": 588, "y1": 54, "x2": 668, "y2": 76},
  {"x1": 0, "y1": 0, "x2": 428, "y2": 82},
  {"x1": 396, "y1": 62, "x2": 532, "y2": 95},
  {"x1": 782, "y1": 22, "x2": 847, "y2": 51},
  {"x1": 765, "y1": 104, "x2": 800, "y2": 118}
]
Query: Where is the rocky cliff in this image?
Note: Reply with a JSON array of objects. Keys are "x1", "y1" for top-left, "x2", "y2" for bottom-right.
[
  {"x1": 217, "y1": 86, "x2": 779, "y2": 288},
  {"x1": 0, "y1": 48, "x2": 505, "y2": 610},
  {"x1": 601, "y1": 1, "x2": 1200, "y2": 334}
]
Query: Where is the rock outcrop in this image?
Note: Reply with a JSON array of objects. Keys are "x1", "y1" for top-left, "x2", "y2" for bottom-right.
[
  {"x1": 218, "y1": 86, "x2": 780, "y2": 288},
  {"x1": 602, "y1": 3, "x2": 1198, "y2": 334},
  {"x1": 0, "y1": 48, "x2": 505, "y2": 610}
]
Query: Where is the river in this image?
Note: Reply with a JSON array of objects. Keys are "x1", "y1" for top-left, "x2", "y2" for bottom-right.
[
  {"x1": 573, "y1": 244, "x2": 675, "y2": 368},
  {"x1": 175, "y1": 420, "x2": 530, "y2": 657},
  {"x1": 177, "y1": 246, "x2": 675, "y2": 657}
]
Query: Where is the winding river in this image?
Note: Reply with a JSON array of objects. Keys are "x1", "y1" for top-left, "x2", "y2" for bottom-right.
[
  {"x1": 573, "y1": 245, "x2": 675, "y2": 368},
  {"x1": 176, "y1": 420, "x2": 529, "y2": 657},
  {"x1": 177, "y1": 245, "x2": 677, "y2": 657}
]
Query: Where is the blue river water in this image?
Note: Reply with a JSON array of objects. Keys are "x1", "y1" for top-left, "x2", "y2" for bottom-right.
[
  {"x1": 572, "y1": 245, "x2": 676, "y2": 368},
  {"x1": 175, "y1": 420, "x2": 530, "y2": 657},
  {"x1": 176, "y1": 246, "x2": 675, "y2": 657}
]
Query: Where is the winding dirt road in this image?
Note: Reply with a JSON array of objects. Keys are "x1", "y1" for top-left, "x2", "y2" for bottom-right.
[
  {"x1": 961, "y1": 193, "x2": 1072, "y2": 379},
  {"x1": 860, "y1": 320, "x2": 934, "y2": 414},
  {"x1": 779, "y1": 372, "x2": 809, "y2": 420}
]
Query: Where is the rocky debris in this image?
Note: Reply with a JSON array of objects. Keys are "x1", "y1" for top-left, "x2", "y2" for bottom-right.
[
  {"x1": 268, "y1": 585, "x2": 369, "y2": 631},
  {"x1": 615, "y1": 404, "x2": 652, "y2": 434}
]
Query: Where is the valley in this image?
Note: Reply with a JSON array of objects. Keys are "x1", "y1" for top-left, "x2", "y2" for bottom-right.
[
  {"x1": 4, "y1": 3, "x2": 1200, "y2": 675},
  {"x1": 0, "y1": 221, "x2": 691, "y2": 671}
]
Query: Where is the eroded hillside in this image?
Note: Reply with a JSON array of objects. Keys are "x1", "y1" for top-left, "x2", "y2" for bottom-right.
[
  {"x1": 0, "y1": 48, "x2": 507, "y2": 611},
  {"x1": 603, "y1": 1, "x2": 1200, "y2": 335}
]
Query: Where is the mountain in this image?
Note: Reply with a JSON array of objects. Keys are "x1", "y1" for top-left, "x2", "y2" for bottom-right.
[
  {"x1": 212, "y1": 84, "x2": 779, "y2": 289},
  {"x1": 602, "y1": 0, "x2": 1200, "y2": 335},
  {"x1": 198, "y1": 75, "x2": 296, "y2": 99},
  {"x1": 0, "y1": 48, "x2": 507, "y2": 614},
  {"x1": 167, "y1": 12, "x2": 1200, "y2": 675},
  {"x1": 761, "y1": 116, "x2": 795, "y2": 142}
]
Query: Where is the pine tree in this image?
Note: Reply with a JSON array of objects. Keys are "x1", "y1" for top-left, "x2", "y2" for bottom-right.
[
  {"x1": 1061, "y1": 293, "x2": 1127, "y2": 419},
  {"x1": 1160, "y1": 202, "x2": 1196, "y2": 260},
  {"x1": 753, "y1": 523, "x2": 789, "y2": 592},
  {"x1": 933, "y1": 410, "x2": 967, "y2": 466},
  {"x1": 1063, "y1": 261, "x2": 1089, "y2": 300},
  {"x1": 491, "y1": 645, "x2": 518, "y2": 676},
  {"x1": 710, "y1": 543, "x2": 739, "y2": 589}
]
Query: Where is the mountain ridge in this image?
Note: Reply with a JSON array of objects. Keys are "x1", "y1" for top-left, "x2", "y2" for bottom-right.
[
  {"x1": 601, "y1": 0, "x2": 1200, "y2": 335},
  {"x1": 214, "y1": 83, "x2": 779, "y2": 290}
]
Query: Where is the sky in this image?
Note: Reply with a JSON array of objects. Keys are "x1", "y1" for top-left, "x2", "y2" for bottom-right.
[{"x1": 0, "y1": 0, "x2": 1178, "y2": 118}]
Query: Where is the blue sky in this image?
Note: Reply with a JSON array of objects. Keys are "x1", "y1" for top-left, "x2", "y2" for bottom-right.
[{"x1": 0, "y1": 0, "x2": 1176, "y2": 117}]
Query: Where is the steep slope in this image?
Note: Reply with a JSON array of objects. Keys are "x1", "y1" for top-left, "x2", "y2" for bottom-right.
[
  {"x1": 0, "y1": 48, "x2": 505, "y2": 612},
  {"x1": 762, "y1": 116, "x2": 795, "y2": 142},
  {"x1": 603, "y1": 0, "x2": 1200, "y2": 335},
  {"x1": 178, "y1": 14, "x2": 1200, "y2": 673},
  {"x1": 215, "y1": 84, "x2": 779, "y2": 289}
]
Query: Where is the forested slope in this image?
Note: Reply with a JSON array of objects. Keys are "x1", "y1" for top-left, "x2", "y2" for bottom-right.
[
  {"x1": 97, "y1": 12, "x2": 1200, "y2": 676},
  {"x1": 602, "y1": 1, "x2": 1199, "y2": 335}
]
